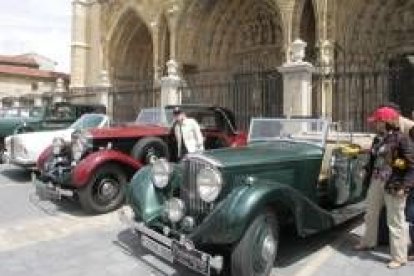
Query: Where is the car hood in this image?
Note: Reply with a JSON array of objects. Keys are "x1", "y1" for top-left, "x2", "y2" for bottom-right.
[
  {"x1": 201, "y1": 141, "x2": 324, "y2": 167},
  {"x1": 6, "y1": 129, "x2": 74, "y2": 163},
  {"x1": 16, "y1": 129, "x2": 73, "y2": 143},
  {"x1": 88, "y1": 124, "x2": 170, "y2": 139}
]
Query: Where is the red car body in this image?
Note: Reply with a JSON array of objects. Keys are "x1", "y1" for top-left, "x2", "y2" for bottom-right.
[{"x1": 35, "y1": 105, "x2": 247, "y2": 214}]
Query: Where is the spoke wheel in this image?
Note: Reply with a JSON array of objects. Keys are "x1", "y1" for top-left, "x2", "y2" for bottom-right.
[
  {"x1": 231, "y1": 211, "x2": 278, "y2": 276},
  {"x1": 78, "y1": 164, "x2": 126, "y2": 214}
]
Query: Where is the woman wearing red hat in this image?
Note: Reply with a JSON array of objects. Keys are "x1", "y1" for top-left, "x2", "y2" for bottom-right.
[{"x1": 355, "y1": 107, "x2": 411, "y2": 268}]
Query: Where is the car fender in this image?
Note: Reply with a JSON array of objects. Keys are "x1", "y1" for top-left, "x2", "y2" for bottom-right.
[
  {"x1": 72, "y1": 149, "x2": 143, "y2": 188},
  {"x1": 37, "y1": 145, "x2": 53, "y2": 171},
  {"x1": 126, "y1": 163, "x2": 182, "y2": 223},
  {"x1": 230, "y1": 132, "x2": 247, "y2": 147},
  {"x1": 190, "y1": 178, "x2": 335, "y2": 245}
]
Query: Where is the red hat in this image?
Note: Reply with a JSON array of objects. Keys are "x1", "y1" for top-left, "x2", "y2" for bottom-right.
[{"x1": 367, "y1": 107, "x2": 400, "y2": 123}]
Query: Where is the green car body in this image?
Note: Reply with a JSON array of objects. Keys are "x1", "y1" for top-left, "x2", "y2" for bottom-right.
[{"x1": 125, "y1": 118, "x2": 372, "y2": 275}]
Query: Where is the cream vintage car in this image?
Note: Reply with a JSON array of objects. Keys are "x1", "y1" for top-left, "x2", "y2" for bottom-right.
[{"x1": 4, "y1": 113, "x2": 110, "y2": 169}]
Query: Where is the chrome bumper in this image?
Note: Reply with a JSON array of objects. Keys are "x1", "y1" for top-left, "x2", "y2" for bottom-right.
[
  {"x1": 32, "y1": 173, "x2": 74, "y2": 200},
  {"x1": 119, "y1": 208, "x2": 223, "y2": 275}
]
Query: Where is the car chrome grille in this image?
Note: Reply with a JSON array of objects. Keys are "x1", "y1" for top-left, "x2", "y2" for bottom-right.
[{"x1": 181, "y1": 158, "x2": 212, "y2": 218}]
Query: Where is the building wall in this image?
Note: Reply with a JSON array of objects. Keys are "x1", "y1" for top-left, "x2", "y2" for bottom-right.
[
  {"x1": 70, "y1": 0, "x2": 414, "y2": 109},
  {"x1": 71, "y1": 0, "x2": 324, "y2": 87}
]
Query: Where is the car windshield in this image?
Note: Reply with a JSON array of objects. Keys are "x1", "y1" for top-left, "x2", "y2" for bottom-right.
[
  {"x1": 70, "y1": 114, "x2": 107, "y2": 130},
  {"x1": 28, "y1": 107, "x2": 43, "y2": 118},
  {"x1": 135, "y1": 108, "x2": 173, "y2": 126},
  {"x1": 248, "y1": 118, "x2": 329, "y2": 147},
  {"x1": 44, "y1": 104, "x2": 74, "y2": 120}
]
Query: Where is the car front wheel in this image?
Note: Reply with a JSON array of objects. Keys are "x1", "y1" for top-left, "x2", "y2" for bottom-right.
[
  {"x1": 231, "y1": 211, "x2": 279, "y2": 276},
  {"x1": 78, "y1": 163, "x2": 126, "y2": 214}
]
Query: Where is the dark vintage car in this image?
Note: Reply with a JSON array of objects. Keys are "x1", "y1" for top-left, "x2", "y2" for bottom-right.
[
  {"x1": 34, "y1": 105, "x2": 247, "y2": 214},
  {"x1": 122, "y1": 118, "x2": 374, "y2": 276},
  {"x1": 0, "y1": 102, "x2": 106, "y2": 158}
]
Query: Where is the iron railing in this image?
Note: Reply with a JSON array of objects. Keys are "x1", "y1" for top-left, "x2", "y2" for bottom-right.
[{"x1": 180, "y1": 69, "x2": 283, "y2": 131}]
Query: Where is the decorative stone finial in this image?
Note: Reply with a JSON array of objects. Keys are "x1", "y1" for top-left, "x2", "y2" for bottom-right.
[{"x1": 291, "y1": 39, "x2": 307, "y2": 63}]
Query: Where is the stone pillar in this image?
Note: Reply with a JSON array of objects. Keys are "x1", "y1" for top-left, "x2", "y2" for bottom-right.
[
  {"x1": 166, "y1": 2, "x2": 181, "y2": 60},
  {"x1": 53, "y1": 78, "x2": 66, "y2": 103},
  {"x1": 71, "y1": 0, "x2": 89, "y2": 88},
  {"x1": 320, "y1": 40, "x2": 334, "y2": 119},
  {"x1": 98, "y1": 70, "x2": 113, "y2": 118},
  {"x1": 278, "y1": 39, "x2": 314, "y2": 117},
  {"x1": 13, "y1": 98, "x2": 20, "y2": 108},
  {"x1": 160, "y1": 60, "x2": 182, "y2": 107},
  {"x1": 34, "y1": 97, "x2": 43, "y2": 107},
  {"x1": 150, "y1": 20, "x2": 161, "y2": 81}
]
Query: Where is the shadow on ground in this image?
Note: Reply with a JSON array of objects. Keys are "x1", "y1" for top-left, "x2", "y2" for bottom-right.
[
  {"x1": 115, "y1": 228, "x2": 198, "y2": 276},
  {"x1": 113, "y1": 217, "x2": 365, "y2": 276},
  {"x1": 28, "y1": 191, "x2": 92, "y2": 218},
  {"x1": 0, "y1": 165, "x2": 32, "y2": 183}
]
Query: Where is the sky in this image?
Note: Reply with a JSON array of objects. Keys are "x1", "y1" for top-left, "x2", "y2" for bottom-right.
[{"x1": 0, "y1": 0, "x2": 71, "y2": 73}]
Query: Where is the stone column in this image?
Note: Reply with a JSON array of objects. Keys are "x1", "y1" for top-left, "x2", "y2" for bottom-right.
[
  {"x1": 34, "y1": 97, "x2": 43, "y2": 107},
  {"x1": 71, "y1": 0, "x2": 89, "y2": 88},
  {"x1": 319, "y1": 40, "x2": 334, "y2": 119},
  {"x1": 13, "y1": 98, "x2": 20, "y2": 108},
  {"x1": 278, "y1": 39, "x2": 314, "y2": 117},
  {"x1": 98, "y1": 70, "x2": 113, "y2": 118},
  {"x1": 166, "y1": 2, "x2": 181, "y2": 60},
  {"x1": 160, "y1": 60, "x2": 182, "y2": 107},
  {"x1": 53, "y1": 78, "x2": 66, "y2": 103},
  {"x1": 150, "y1": 20, "x2": 161, "y2": 81}
]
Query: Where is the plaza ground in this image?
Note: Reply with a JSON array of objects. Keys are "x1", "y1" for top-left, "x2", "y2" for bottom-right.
[{"x1": 0, "y1": 164, "x2": 412, "y2": 276}]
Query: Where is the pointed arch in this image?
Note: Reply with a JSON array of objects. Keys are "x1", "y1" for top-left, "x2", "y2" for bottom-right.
[{"x1": 106, "y1": 7, "x2": 153, "y2": 85}]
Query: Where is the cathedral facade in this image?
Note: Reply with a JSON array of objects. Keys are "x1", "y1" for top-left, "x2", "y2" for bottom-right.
[{"x1": 71, "y1": 0, "x2": 414, "y2": 127}]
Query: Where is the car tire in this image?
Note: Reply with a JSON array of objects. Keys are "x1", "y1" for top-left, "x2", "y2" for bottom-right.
[
  {"x1": 78, "y1": 163, "x2": 126, "y2": 214},
  {"x1": 131, "y1": 137, "x2": 170, "y2": 164},
  {"x1": 231, "y1": 211, "x2": 279, "y2": 276}
]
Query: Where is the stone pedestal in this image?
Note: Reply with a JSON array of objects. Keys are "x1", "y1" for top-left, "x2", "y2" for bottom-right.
[
  {"x1": 160, "y1": 60, "x2": 182, "y2": 106},
  {"x1": 278, "y1": 39, "x2": 314, "y2": 117},
  {"x1": 53, "y1": 94, "x2": 65, "y2": 103},
  {"x1": 34, "y1": 97, "x2": 43, "y2": 107},
  {"x1": 98, "y1": 70, "x2": 113, "y2": 118},
  {"x1": 13, "y1": 99, "x2": 20, "y2": 108}
]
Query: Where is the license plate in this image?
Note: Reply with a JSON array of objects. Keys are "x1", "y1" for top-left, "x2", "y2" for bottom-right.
[
  {"x1": 141, "y1": 235, "x2": 173, "y2": 263},
  {"x1": 172, "y1": 241, "x2": 210, "y2": 276},
  {"x1": 33, "y1": 177, "x2": 60, "y2": 201}
]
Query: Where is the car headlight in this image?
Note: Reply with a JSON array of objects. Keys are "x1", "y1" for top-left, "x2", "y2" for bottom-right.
[
  {"x1": 152, "y1": 159, "x2": 172, "y2": 188},
  {"x1": 165, "y1": 198, "x2": 185, "y2": 223},
  {"x1": 71, "y1": 135, "x2": 89, "y2": 161},
  {"x1": 52, "y1": 137, "x2": 65, "y2": 155},
  {"x1": 197, "y1": 167, "x2": 223, "y2": 203}
]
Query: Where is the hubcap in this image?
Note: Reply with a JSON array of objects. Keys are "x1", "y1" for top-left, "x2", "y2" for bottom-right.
[
  {"x1": 261, "y1": 234, "x2": 276, "y2": 262},
  {"x1": 97, "y1": 178, "x2": 118, "y2": 202}
]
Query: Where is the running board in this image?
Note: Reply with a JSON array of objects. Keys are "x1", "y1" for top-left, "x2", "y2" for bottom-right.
[{"x1": 330, "y1": 201, "x2": 366, "y2": 225}]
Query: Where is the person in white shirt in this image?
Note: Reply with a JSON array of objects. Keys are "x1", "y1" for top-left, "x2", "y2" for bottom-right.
[{"x1": 172, "y1": 107, "x2": 204, "y2": 159}]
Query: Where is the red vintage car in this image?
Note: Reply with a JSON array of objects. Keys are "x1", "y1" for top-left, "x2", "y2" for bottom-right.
[{"x1": 34, "y1": 105, "x2": 247, "y2": 214}]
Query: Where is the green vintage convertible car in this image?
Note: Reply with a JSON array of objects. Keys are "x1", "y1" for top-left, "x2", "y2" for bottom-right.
[{"x1": 122, "y1": 118, "x2": 373, "y2": 276}]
